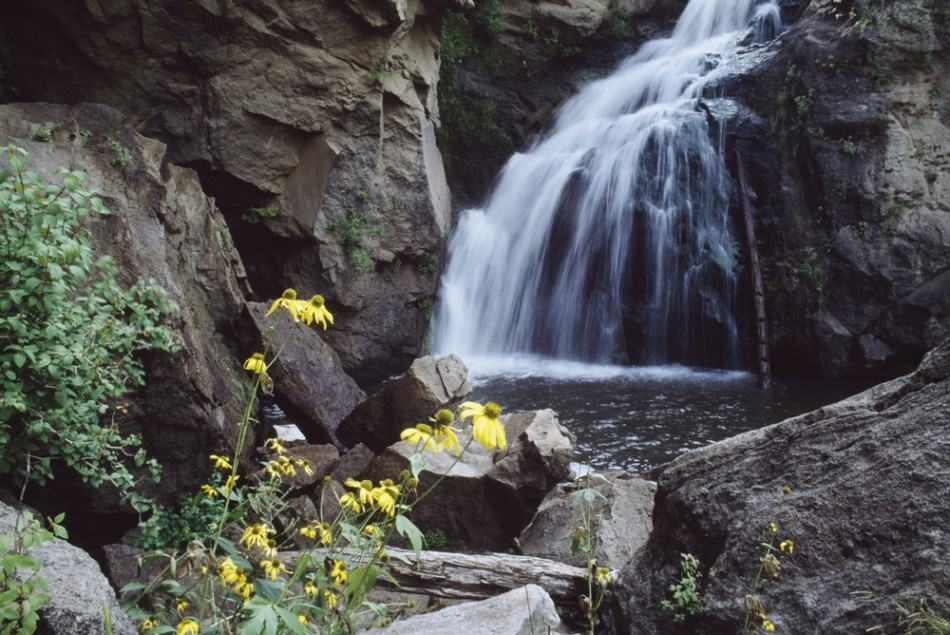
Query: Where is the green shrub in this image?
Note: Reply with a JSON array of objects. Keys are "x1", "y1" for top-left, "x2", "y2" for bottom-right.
[
  {"x1": 0, "y1": 146, "x2": 178, "y2": 504},
  {"x1": 0, "y1": 510, "x2": 67, "y2": 634}
]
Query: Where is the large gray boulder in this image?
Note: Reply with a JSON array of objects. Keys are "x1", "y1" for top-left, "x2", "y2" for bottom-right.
[
  {"x1": 604, "y1": 338, "x2": 950, "y2": 634},
  {"x1": 0, "y1": 500, "x2": 136, "y2": 635},
  {"x1": 337, "y1": 355, "x2": 472, "y2": 452},
  {"x1": 364, "y1": 409, "x2": 572, "y2": 550},
  {"x1": 366, "y1": 584, "x2": 561, "y2": 635},
  {"x1": 245, "y1": 301, "x2": 365, "y2": 444},
  {"x1": 518, "y1": 471, "x2": 655, "y2": 569}
]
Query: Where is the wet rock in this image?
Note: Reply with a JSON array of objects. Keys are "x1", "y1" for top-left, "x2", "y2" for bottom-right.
[
  {"x1": 0, "y1": 103, "x2": 251, "y2": 512},
  {"x1": 337, "y1": 355, "x2": 472, "y2": 452},
  {"x1": 0, "y1": 500, "x2": 137, "y2": 635},
  {"x1": 604, "y1": 338, "x2": 950, "y2": 634},
  {"x1": 364, "y1": 409, "x2": 573, "y2": 550},
  {"x1": 518, "y1": 471, "x2": 654, "y2": 569},
  {"x1": 246, "y1": 301, "x2": 364, "y2": 444},
  {"x1": 729, "y1": 0, "x2": 950, "y2": 378},
  {"x1": 367, "y1": 584, "x2": 561, "y2": 635}
]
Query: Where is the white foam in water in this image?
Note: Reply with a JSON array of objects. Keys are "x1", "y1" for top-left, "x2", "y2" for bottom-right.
[
  {"x1": 433, "y1": 0, "x2": 783, "y2": 371},
  {"x1": 464, "y1": 353, "x2": 754, "y2": 384}
]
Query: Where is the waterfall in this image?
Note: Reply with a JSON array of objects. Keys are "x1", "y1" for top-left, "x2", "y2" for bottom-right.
[{"x1": 433, "y1": 0, "x2": 782, "y2": 369}]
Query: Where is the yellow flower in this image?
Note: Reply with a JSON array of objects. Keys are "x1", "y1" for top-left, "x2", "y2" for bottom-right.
[
  {"x1": 218, "y1": 557, "x2": 241, "y2": 585},
  {"x1": 260, "y1": 558, "x2": 289, "y2": 580},
  {"x1": 297, "y1": 614, "x2": 310, "y2": 626},
  {"x1": 175, "y1": 598, "x2": 189, "y2": 613},
  {"x1": 243, "y1": 353, "x2": 267, "y2": 375},
  {"x1": 364, "y1": 524, "x2": 379, "y2": 537},
  {"x1": 779, "y1": 540, "x2": 794, "y2": 555},
  {"x1": 400, "y1": 424, "x2": 440, "y2": 453},
  {"x1": 595, "y1": 566, "x2": 611, "y2": 586},
  {"x1": 372, "y1": 479, "x2": 400, "y2": 516},
  {"x1": 300, "y1": 521, "x2": 333, "y2": 545},
  {"x1": 264, "y1": 455, "x2": 297, "y2": 479},
  {"x1": 176, "y1": 618, "x2": 199, "y2": 635},
  {"x1": 344, "y1": 478, "x2": 376, "y2": 506},
  {"x1": 781, "y1": 485, "x2": 792, "y2": 495},
  {"x1": 299, "y1": 524, "x2": 317, "y2": 540},
  {"x1": 222, "y1": 474, "x2": 239, "y2": 494},
  {"x1": 209, "y1": 454, "x2": 231, "y2": 470},
  {"x1": 431, "y1": 409, "x2": 462, "y2": 456},
  {"x1": 460, "y1": 401, "x2": 507, "y2": 450},
  {"x1": 324, "y1": 589, "x2": 339, "y2": 610},
  {"x1": 304, "y1": 581, "x2": 318, "y2": 596},
  {"x1": 297, "y1": 458, "x2": 314, "y2": 476},
  {"x1": 200, "y1": 484, "x2": 217, "y2": 498},
  {"x1": 762, "y1": 617, "x2": 776, "y2": 632},
  {"x1": 234, "y1": 574, "x2": 254, "y2": 602},
  {"x1": 239, "y1": 523, "x2": 273, "y2": 551},
  {"x1": 300, "y1": 294, "x2": 334, "y2": 330},
  {"x1": 769, "y1": 521, "x2": 778, "y2": 535},
  {"x1": 265, "y1": 438, "x2": 287, "y2": 454},
  {"x1": 338, "y1": 492, "x2": 362, "y2": 513},
  {"x1": 265, "y1": 288, "x2": 302, "y2": 321},
  {"x1": 141, "y1": 618, "x2": 159, "y2": 633},
  {"x1": 329, "y1": 559, "x2": 348, "y2": 586}
]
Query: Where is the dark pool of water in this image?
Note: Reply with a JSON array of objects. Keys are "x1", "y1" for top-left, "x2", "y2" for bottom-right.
[{"x1": 464, "y1": 355, "x2": 872, "y2": 474}]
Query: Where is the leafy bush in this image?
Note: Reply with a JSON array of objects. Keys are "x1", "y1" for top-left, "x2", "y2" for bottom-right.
[
  {"x1": 0, "y1": 146, "x2": 178, "y2": 502},
  {"x1": 0, "y1": 510, "x2": 67, "y2": 634}
]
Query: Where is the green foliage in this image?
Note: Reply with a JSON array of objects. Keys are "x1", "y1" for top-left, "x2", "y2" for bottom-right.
[
  {"x1": 108, "y1": 138, "x2": 132, "y2": 168},
  {"x1": 132, "y1": 489, "x2": 229, "y2": 551},
  {"x1": 241, "y1": 205, "x2": 280, "y2": 224},
  {"x1": 661, "y1": 552, "x2": 702, "y2": 623},
  {"x1": 415, "y1": 253, "x2": 438, "y2": 276},
  {"x1": 0, "y1": 146, "x2": 178, "y2": 501},
  {"x1": 794, "y1": 93, "x2": 812, "y2": 115},
  {"x1": 31, "y1": 127, "x2": 53, "y2": 143},
  {"x1": 367, "y1": 64, "x2": 394, "y2": 83},
  {"x1": 0, "y1": 511, "x2": 66, "y2": 634},
  {"x1": 422, "y1": 527, "x2": 447, "y2": 549},
  {"x1": 330, "y1": 191, "x2": 381, "y2": 273},
  {"x1": 841, "y1": 137, "x2": 858, "y2": 157},
  {"x1": 924, "y1": 169, "x2": 937, "y2": 184},
  {"x1": 897, "y1": 599, "x2": 950, "y2": 635},
  {"x1": 798, "y1": 260, "x2": 824, "y2": 308}
]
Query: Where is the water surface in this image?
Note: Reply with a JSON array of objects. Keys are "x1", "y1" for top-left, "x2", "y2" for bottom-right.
[{"x1": 465, "y1": 355, "x2": 869, "y2": 473}]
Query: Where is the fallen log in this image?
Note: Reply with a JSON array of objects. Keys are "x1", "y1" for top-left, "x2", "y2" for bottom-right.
[{"x1": 283, "y1": 546, "x2": 595, "y2": 612}]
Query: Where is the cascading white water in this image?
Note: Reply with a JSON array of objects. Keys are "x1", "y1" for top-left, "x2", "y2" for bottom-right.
[{"x1": 433, "y1": 0, "x2": 782, "y2": 368}]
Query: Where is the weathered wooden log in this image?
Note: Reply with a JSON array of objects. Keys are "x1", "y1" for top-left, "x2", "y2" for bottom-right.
[{"x1": 283, "y1": 546, "x2": 594, "y2": 611}]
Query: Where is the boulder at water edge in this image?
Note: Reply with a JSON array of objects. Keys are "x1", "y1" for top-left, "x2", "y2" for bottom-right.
[
  {"x1": 337, "y1": 355, "x2": 472, "y2": 452},
  {"x1": 364, "y1": 409, "x2": 572, "y2": 550},
  {"x1": 365, "y1": 584, "x2": 561, "y2": 635},
  {"x1": 604, "y1": 338, "x2": 950, "y2": 634},
  {"x1": 518, "y1": 471, "x2": 655, "y2": 569}
]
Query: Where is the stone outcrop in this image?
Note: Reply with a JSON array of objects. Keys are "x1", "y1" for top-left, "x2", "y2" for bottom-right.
[
  {"x1": 367, "y1": 584, "x2": 562, "y2": 635},
  {"x1": 364, "y1": 409, "x2": 572, "y2": 550},
  {"x1": 245, "y1": 301, "x2": 364, "y2": 443},
  {"x1": 0, "y1": 499, "x2": 137, "y2": 635},
  {"x1": 604, "y1": 337, "x2": 950, "y2": 634},
  {"x1": 0, "y1": 103, "x2": 251, "y2": 511},
  {"x1": 518, "y1": 471, "x2": 654, "y2": 569},
  {"x1": 337, "y1": 354, "x2": 472, "y2": 452},
  {"x1": 0, "y1": 0, "x2": 456, "y2": 385},
  {"x1": 727, "y1": 0, "x2": 950, "y2": 378}
]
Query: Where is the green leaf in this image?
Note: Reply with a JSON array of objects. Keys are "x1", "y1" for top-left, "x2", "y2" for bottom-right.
[
  {"x1": 395, "y1": 515, "x2": 424, "y2": 561},
  {"x1": 410, "y1": 453, "x2": 426, "y2": 478},
  {"x1": 12, "y1": 353, "x2": 25, "y2": 368}
]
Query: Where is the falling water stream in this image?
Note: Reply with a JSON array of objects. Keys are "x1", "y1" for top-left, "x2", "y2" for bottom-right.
[{"x1": 425, "y1": 0, "x2": 863, "y2": 470}]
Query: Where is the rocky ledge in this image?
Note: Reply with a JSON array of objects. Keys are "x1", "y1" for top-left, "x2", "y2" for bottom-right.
[{"x1": 605, "y1": 336, "x2": 950, "y2": 634}]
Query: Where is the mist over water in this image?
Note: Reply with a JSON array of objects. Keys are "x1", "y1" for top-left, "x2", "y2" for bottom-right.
[{"x1": 434, "y1": 0, "x2": 783, "y2": 369}]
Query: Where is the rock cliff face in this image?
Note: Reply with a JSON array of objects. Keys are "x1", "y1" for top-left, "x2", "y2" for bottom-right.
[
  {"x1": 0, "y1": 0, "x2": 455, "y2": 384},
  {"x1": 0, "y1": 103, "x2": 251, "y2": 514},
  {"x1": 604, "y1": 336, "x2": 950, "y2": 634},
  {"x1": 728, "y1": 0, "x2": 950, "y2": 378}
]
